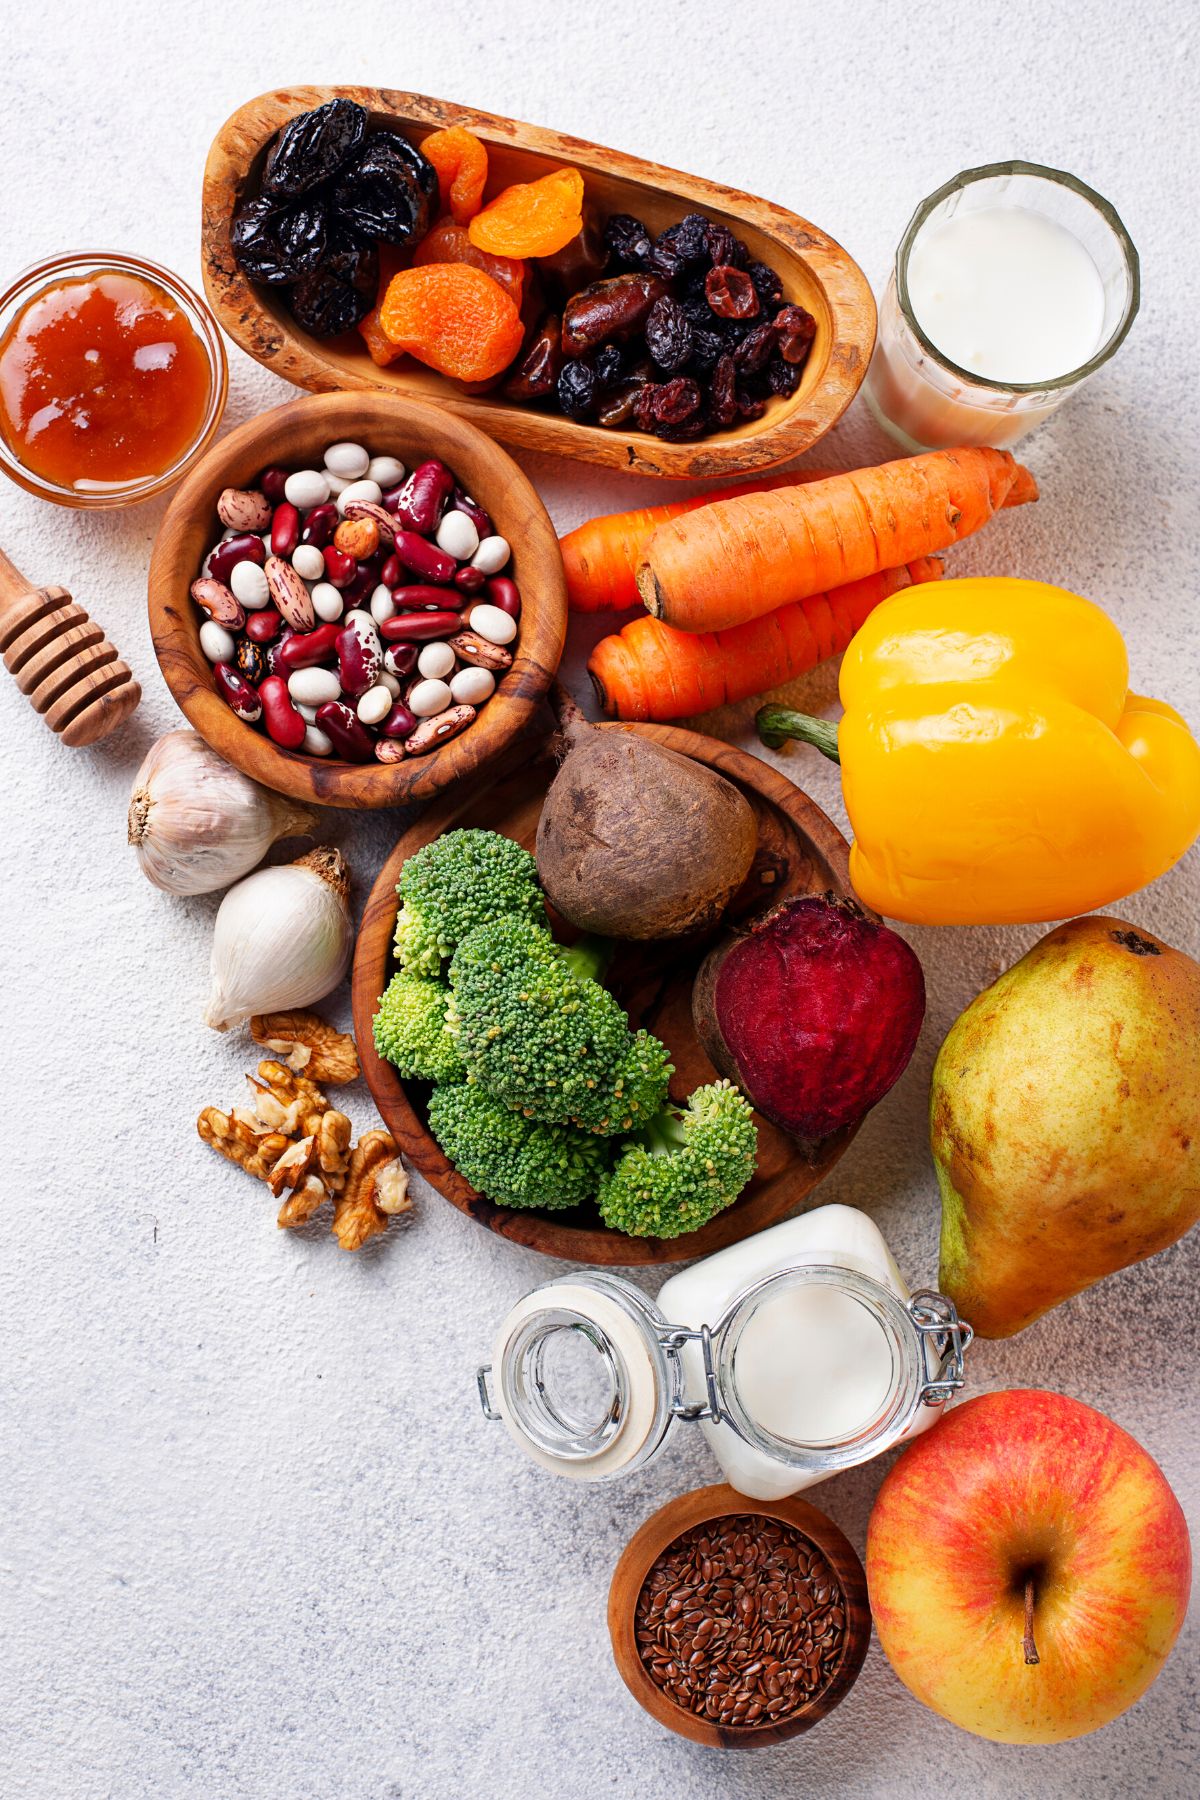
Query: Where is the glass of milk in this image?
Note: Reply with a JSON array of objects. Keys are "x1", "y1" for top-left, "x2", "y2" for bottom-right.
[{"x1": 863, "y1": 161, "x2": 1139, "y2": 450}]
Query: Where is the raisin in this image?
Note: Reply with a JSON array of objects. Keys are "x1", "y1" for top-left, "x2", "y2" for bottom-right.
[
  {"x1": 604, "y1": 213, "x2": 653, "y2": 268},
  {"x1": 734, "y1": 319, "x2": 779, "y2": 375},
  {"x1": 766, "y1": 356, "x2": 802, "y2": 396},
  {"x1": 710, "y1": 353, "x2": 738, "y2": 428},
  {"x1": 597, "y1": 380, "x2": 645, "y2": 427},
  {"x1": 332, "y1": 132, "x2": 437, "y2": 246},
  {"x1": 651, "y1": 376, "x2": 702, "y2": 427},
  {"x1": 561, "y1": 273, "x2": 668, "y2": 355},
  {"x1": 557, "y1": 358, "x2": 598, "y2": 419},
  {"x1": 689, "y1": 327, "x2": 725, "y2": 374},
  {"x1": 655, "y1": 412, "x2": 709, "y2": 442},
  {"x1": 645, "y1": 295, "x2": 694, "y2": 373},
  {"x1": 263, "y1": 99, "x2": 367, "y2": 196},
  {"x1": 290, "y1": 227, "x2": 378, "y2": 337},
  {"x1": 645, "y1": 238, "x2": 684, "y2": 281},
  {"x1": 679, "y1": 292, "x2": 715, "y2": 329},
  {"x1": 748, "y1": 261, "x2": 784, "y2": 309},
  {"x1": 232, "y1": 193, "x2": 327, "y2": 286},
  {"x1": 736, "y1": 385, "x2": 767, "y2": 421},
  {"x1": 632, "y1": 385, "x2": 662, "y2": 432},
  {"x1": 658, "y1": 213, "x2": 711, "y2": 265},
  {"x1": 594, "y1": 344, "x2": 625, "y2": 388},
  {"x1": 703, "y1": 221, "x2": 739, "y2": 268},
  {"x1": 775, "y1": 303, "x2": 817, "y2": 365},
  {"x1": 706, "y1": 266, "x2": 760, "y2": 319},
  {"x1": 502, "y1": 312, "x2": 563, "y2": 402}
]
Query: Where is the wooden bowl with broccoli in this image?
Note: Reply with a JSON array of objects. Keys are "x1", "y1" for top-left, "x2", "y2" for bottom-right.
[{"x1": 351, "y1": 722, "x2": 863, "y2": 1265}]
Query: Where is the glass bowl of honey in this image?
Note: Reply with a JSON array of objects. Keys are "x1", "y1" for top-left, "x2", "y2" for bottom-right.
[{"x1": 0, "y1": 251, "x2": 228, "y2": 507}]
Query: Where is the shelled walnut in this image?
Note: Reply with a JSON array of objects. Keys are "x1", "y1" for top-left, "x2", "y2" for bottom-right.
[{"x1": 249, "y1": 1010, "x2": 360, "y2": 1085}]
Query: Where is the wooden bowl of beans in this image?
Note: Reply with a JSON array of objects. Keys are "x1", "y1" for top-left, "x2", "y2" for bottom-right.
[
  {"x1": 148, "y1": 389, "x2": 566, "y2": 808},
  {"x1": 608, "y1": 1483, "x2": 870, "y2": 1746}
]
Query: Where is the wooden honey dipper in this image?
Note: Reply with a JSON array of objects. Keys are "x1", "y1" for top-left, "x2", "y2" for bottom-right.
[{"x1": 0, "y1": 547, "x2": 141, "y2": 746}]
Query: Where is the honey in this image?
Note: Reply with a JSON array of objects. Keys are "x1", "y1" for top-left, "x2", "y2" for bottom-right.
[{"x1": 0, "y1": 268, "x2": 214, "y2": 492}]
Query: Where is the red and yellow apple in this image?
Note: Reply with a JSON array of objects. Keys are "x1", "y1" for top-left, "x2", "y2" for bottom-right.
[{"x1": 865, "y1": 1389, "x2": 1191, "y2": 1744}]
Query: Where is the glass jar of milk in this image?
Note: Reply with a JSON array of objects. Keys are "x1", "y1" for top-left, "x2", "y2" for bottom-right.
[
  {"x1": 476, "y1": 1204, "x2": 972, "y2": 1500},
  {"x1": 863, "y1": 160, "x2": 1139, "y2": 450}
]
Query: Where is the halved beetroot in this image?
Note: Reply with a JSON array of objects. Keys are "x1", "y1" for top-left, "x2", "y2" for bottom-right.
[{"x1": 692, "y1": 895, "x2": 925, "y2": 1142}]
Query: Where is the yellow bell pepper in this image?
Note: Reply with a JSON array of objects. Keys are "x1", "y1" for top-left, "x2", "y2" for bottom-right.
[{"x1": 757, "y1": 577, "x2": 1200, "y2": 925}]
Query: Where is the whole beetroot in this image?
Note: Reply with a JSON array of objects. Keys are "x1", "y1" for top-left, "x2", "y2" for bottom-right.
[{"x1": 692, "y1": 895, "x2": 925, "y2": 1141}]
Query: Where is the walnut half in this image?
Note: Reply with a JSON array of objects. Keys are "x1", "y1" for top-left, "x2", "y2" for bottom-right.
[
  {"x1": 250, "y1": 1011, "x2": 360, "y2": 1085},
  {"x1": 332, "y1": 1130, "x2": 409, "y2": 1252}
]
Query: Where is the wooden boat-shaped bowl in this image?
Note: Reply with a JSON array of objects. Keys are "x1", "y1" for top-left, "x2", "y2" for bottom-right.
[
  {"x1": 351, "y1": 724, "x2": 862, "y2": 1265},
  {"x1": 203, "y1": 87, "x2": 876, "y2": 479}
]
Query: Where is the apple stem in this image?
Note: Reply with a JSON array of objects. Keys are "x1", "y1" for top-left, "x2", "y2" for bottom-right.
[{"x1": 1023, "y1": 1576, "x2": 1040, "y2": 1667}]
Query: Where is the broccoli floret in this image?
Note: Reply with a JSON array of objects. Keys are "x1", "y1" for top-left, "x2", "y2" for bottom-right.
[
  {"x1": 447, "y1": 918, "x2": 671, "y2": 1134},
  {"x1": 393, "y1": 829, "x2": 544, "y2": 977},
  {"x1": 428, "y1": 1083, "x2": 612, "y2": 1211},
  {"x1": 597, "y1": 1080, "x2": 758, "y2": 1239},
  {"x1": 372, "y1": 973, "x2": 465, "y2": 1083}
]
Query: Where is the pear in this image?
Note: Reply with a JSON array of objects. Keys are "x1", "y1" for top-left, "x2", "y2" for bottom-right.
[{"x1": 932, "y1": 915, "x2": 1200, "y2": 1337}]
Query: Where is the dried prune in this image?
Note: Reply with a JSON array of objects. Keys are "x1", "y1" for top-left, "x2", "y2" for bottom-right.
[
  {"x1": 710, "y1": 353, "x2": 738, "y2": 428},
  {"x1": 333, "y1": 132, "x2": 437, "y2": 246},
  {"x1": 263, "y1": 99, "x2": 367, "y2": 196},
  {"x1": 767, "y1": 355, "x2": 802, "y2": 396},
  {"x1": 232, "y1": 193, "x2": 327, "y2": 285},
  {"x1": 706, "y1": 265, "x2": 760, "y2": 319},
  {"x1": 645, "y1": 295, "x2": 693, "y2": 372},
  {"x1": 536, "y1": 205, "x2": 608, "y2": 299},
  {"x1": 775, "y1": 303, "x2": 817, "y2": 365},
  {"x1": 734, "y1": 318, "x2": 779, "y2": 375},
  {"x1": 594, "y1": 344, "x2": 625, "y2": 387},
  {"x1": 557, "y1": 358, "x2": 598, "y2": 418},
  {"x1": 748, "y1": 260, "x2": 784, "y2": 309},
  {"x1": 658, "y1": 213, "x2": 711, "y2": 266},
  {"x1": 604, "y1": 213, "x2": 652, "y2": 268},
  {"x1": 703, "y1": 221, "x2": 739, "y2": 268},
  {"x1": 503, "y1": 312, "x2": 563, "y2": 402},
  {"x1": 652, "y1": 376, "x2": 702, "y2": 427},
  {"x1": 291, "y1": 227, "x2": 378, "y2": 337},
  {"x1": 561, "y1": 273, "x2": 667, "y2": 354},
  {"x1": 689, "y1": 327, "x2": 725, "y2": 374}
]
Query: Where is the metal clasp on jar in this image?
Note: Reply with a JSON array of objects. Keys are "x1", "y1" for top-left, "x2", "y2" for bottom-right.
[{"x1": 908, "y1": 1290, "x2": 974, "y2": 1405}]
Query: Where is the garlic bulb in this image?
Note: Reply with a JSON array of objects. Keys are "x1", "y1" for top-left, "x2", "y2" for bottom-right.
[
  {"x1": 128, "y1": 730, "x2": 317, "y2": 896},
  {"x1": 205, "y1": 848, "x2": 353, "y2": 1030}
]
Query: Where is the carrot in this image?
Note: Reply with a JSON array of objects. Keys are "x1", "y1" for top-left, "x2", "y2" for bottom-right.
[
  {"x1": 589, "y1": 558, "x2": 945, "y2": 722},
  {"x1": 635, "y1": 448, "x2": 1038, "y2": 633},
  {"x1": 561, "y1": 469, "x2": 836, "y2": 612}
]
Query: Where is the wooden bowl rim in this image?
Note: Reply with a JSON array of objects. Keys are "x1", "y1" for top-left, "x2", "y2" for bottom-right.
[
  {"x1": 201, "y1": 85, "x2": 876, "y2": 480},
  {"x1": 607, "y1": 1481, "x2": 870, "y2": 1748},
  {"x1": 350, "y1": 722, "x2": 860, "y2": 1265},
  {"x1": 147, "y1": 389, "x2": 566, "y2": 810}
]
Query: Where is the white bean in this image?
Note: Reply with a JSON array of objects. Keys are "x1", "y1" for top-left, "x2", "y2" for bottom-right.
[
  {"x1": 287, "y1": 667, "x2": 342, "y2": 707},
  {"x1": 303, "y1": 726, "x2": 334, "y2": 757},
  {"x1": 325, "y1": 471, "x2": 351, "y2": 498},
  {"x1": 378, "y1": 671, "x2": 401, "y2": 699},
  {"x1": 199, "y1": 620, "x2": 235, "y2": 663},
  {"x1": 450, "y1": 666, "x2": 495, "y2": 706},
  {"x1": 356, "y1": 684, "x2": 394, "y2": 726},
  {"x1": 470, "y1": 534, "x2": 511, "y2": 575},
  {"x1": 336, "y1": 477, "x2": 383, "y2": 516},
  {"x1": 417, "y1": 641, "x2": 456, "y2": 680},
  {"x1": 435, "y1": 509, "x2": 480, "y2": 560},
  {"x1": 311, "y1": 582, "x2": 344, "y2": 623},
  {"x1": 295, "y1": 702, "x2": 320, "y2": 724},
  {"x1": 369, "y1": 583, "x2": 396, "y2": 624},
  {"x1": 324, "y1": 441, "x2": 371, "y2": 480},
  {"x1": 467, "y1": 603, "x2": 518, "y2": 646},
  {"x1": 230, "y1": 561, "x2": 271, "y2": 609},
  {"x1": 367, "y1": 455, "x2": 405, "y2": 489},
  {"x1": 291, "y1": 544, "x2": 325, "y2": 582},
  {"x1": 284, "y1": 468, "x2": 330, "y2": 509},
  {"x1": 408, "y1": 678, "x2": 454, "y2": 717}
]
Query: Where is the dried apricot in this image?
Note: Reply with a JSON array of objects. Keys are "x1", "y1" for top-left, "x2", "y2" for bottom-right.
[
  {"x1": 421, "y1": 126, "x2": 489, "y2": 225},
  {"x1": 412, "y1": 217, "x2": 525, "y2": 311},
  {"x1": 379, "y1": 264, "x2": 525, "y2": 383},
  {"x1": 468, "y1": 167, "x2": 584, "y2": 259},
  {"x1": 356, "y1": 245, "x2": 408, "y2": 367}
]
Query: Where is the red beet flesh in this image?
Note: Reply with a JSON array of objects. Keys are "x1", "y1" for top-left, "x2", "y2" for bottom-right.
[{"x1": 693, "y1": 896, "x2": 925, "y2": 1141}]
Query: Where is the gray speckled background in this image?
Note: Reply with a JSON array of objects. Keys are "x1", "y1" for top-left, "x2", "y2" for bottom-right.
[{"x1": 2, "y1": 3, "x2": 1197, "y2": 1795}]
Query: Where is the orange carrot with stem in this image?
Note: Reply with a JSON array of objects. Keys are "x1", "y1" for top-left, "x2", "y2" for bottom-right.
[
  {"x1": 636, "y1": 448, "x2": 1037, "y2": 633},
  {"x1": 589, "y1": 559, "x2": 944, "y2": 721},
  {"x1": 561, "y1": 469, "x2": 835, "y2": 612}
]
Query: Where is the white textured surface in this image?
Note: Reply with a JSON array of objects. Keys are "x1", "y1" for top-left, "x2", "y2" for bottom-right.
[{"x1": 2, "y1": 3, "x2": 1198, "y2": 1796}]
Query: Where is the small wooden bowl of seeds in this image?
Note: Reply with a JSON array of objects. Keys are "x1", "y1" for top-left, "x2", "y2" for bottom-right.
[{"x1": 608, "y1": 1483, "x2": 870, "y2": 1747}]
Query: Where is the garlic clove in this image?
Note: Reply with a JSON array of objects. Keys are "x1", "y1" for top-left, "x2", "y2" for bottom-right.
[{"x1": 204, "y1": 847, "x2": 353, "y2": 1031}]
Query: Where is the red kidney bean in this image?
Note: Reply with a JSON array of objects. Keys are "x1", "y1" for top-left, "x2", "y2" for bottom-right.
[
  {"x1": 380, "y1": 611, "x2": 464, "y2": 643},
  {"x1": 258, "y1": 466, "x2": 290, "y2": 504},
  {"x1": 214, "y1": 662, "x2": 261, "y2": 723},
  {"x1": 270, "y1": 502, "x2": 302, "y2": 559},
  {"x1": 379, "y1": 552, "x2": 404, "y2": 589},
  {"x1": 384, "y1": 643, "x2": 419, "y2": 678},
  {"x1": 393, "y1": 459, "x2": 454, "y2": 534},
  {"x1": 315, "y1": 701, "x2": 376, "y2": 762},
  {"x1": 454, "y1": 564, "x2": 487, "y2": 596},
  {"x1": 300, "y1": 502, "x2": 339, "y2": 548},
  {"x1": 258, "y1": 674, "x2": 307, "y2": 749},
  {"x1": 340, "y1": 561, "x2": 379, "y2": 608},
  {"x1": 390, "y1": 584, "x2": 466, "y2": 612},
  {"x1": 380, "y1": 700, "x2": 417, "y2": 739},
  {"x1": 390, "y1": 530, "x2": 456, "y2": 585},
  {"x1": 452, "y1": 488, "x2": 492, "y2": 538},
  {"x1": 273, "y1": 622, "x2": 342, "y2": 675},
  {"x1": 381, "y1": 487, "x2": 403, "y2": 516},
  {"x1": 485, "y1": 576, "x2": 522, "y2": 619},
  {"x1": 336, "y1": 614, "x2": 382, "y2": 697},
  {"x1": 323, "y1": 545, "x2": 357, "y2": 589},
  {"x1": 208, "y1": 533, "x2": 266, "y2": 588},
  {"x1": 245, "y1": 608, "x2": 283, "y2": 644}
]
